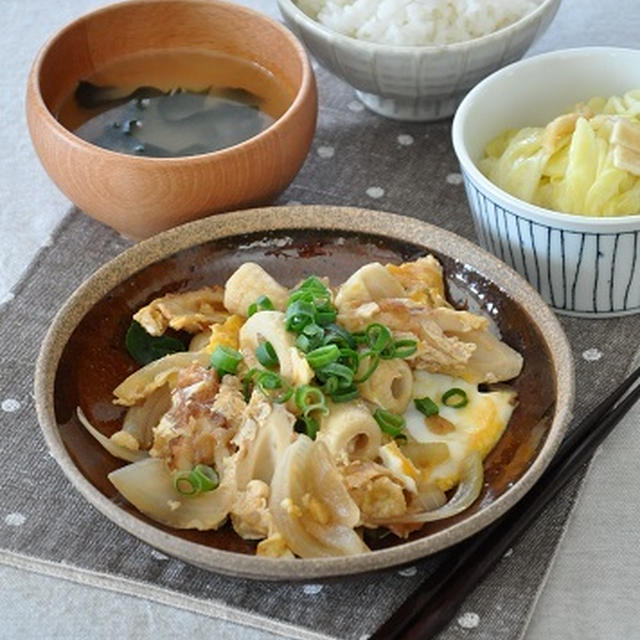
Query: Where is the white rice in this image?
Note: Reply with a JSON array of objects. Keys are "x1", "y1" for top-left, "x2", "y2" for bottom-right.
[{"x1": 295, "y1": 0, "x2": 542, "y2": 46}]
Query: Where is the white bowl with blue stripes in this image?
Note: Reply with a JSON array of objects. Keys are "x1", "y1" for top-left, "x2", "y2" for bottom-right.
[
  {"x1": 277, "y1": 0, "x2": 562, "y2": 121},
  {"x1": 452, "y1": 47, "x2": 640, "y2": 317}
]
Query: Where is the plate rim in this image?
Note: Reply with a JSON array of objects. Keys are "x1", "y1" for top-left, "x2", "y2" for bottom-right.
[{"x1": 34, "y1": 205, "x2": 575, "y2": 580}]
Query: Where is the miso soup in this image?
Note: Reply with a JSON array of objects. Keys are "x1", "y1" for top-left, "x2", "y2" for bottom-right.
[{"x1": 57, "y1": 49, "x2": 294, "y2": 158}]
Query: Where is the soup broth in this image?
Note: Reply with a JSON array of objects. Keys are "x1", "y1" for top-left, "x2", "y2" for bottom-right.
[{"x1": 57, "y1": 49, "x2": 294, "y2": 158}]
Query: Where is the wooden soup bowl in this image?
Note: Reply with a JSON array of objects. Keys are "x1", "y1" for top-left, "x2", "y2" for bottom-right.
[{"x1": 26, "y1": 0, "x2": 317, "y2": 239}]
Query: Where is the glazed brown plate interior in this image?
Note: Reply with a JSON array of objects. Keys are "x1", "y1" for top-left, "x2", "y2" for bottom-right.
[{"x1": 39, "y1": 206, "x2": 573, "y2": 579}]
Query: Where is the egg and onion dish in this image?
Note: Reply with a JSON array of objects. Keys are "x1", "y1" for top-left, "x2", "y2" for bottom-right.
[
  {"x1": 79, "y1": 257, "x2": 523, "y2": 558},
  {"x1": 480, "y1": 90, "x2": 640, "y2": 216}
]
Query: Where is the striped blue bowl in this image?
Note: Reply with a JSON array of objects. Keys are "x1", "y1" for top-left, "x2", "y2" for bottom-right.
[{"x1": 452, "y1": 48, "x2": 640, "y2": 318}]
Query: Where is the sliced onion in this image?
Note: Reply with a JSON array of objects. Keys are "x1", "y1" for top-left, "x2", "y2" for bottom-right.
[
  {"x1": 121, "y1": 385, "x2": 171, "y2": 450},
  {"x1": 108, "y1": 457, "x2": 235, "y2": 530},
  {"x1": 113, "y1": 350, "x2": 210, "y2": 406},
  {"x1": 413, "y1": 484, "x2": 447, "y2": 512},
  {"x1": 77, "y1": 407, "x2": 147, "y2": 463},
  {"x1": 374, "y1": 452, "x2": 484, "y2": 524},
  {"x1": 270, "y1": 436, "x2": 369, "y2": 558}
]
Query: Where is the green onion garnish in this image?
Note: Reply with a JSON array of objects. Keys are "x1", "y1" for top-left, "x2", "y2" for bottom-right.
[
  {"x1": 288, "y1": 277, "x2": 332, "y2": 308},
  {"x1": 295, "y1": 385, "x2": 328, "y2": 417},
  {"x1": 392, "y1": 339, "x2": 418, "y2": 359},
  {"x1": 442, "y1": 388, "x2": 469, "y2": 408},
  {"x1": 242, "y1": 367, "x2": 259, "y2": 401},
  {"x1": 315, "y1": 308, "x2": 337, "y2": 326},
  {"x1": 366, "y1": 323, "x2": 393, "y2": 353},
  {"x1": 337, "y1": 348, "x2": 359, "y2": 373},
  {"x1": 256, "y1": 341, "x2": 279, "y2": 369},
  {"x1": 247, "y1": 294, "x2": 274, "y2": 317},
  {"x1": 351, "y1": 331, "x2": 368, "y2": 345},
  {"x1": 306, "y1": 344, "x2": 340, "y2": 370},
  {"x1": 373, "y1": 408, "x2": 406, "y2": 438},
  {"x1": 317, "y1": 362, "x2": 354, "y2": 386},
  {"x1": 296, "y1": 323, "x2": 325, "y2": 353},
  {"x1": 379, "y1": 343, "x2": 397, "y2": 360},
  {"x1": 210, "y1": 345, "x2": 243, "y2": 376},
  {"x1": 353, "y1": 351, "x2": 380, "y2": 384},
  {"x1": 305, "y1": 415, "x2": 319, "y2": 439},
  {"x1": 191, "y1": 464, "x2": 219, "y2": 491},
  {"x1": 296, "y1": 415, "x2": 319, "y2": 440},
  {"x1": 173, "y1": 471, "x2": 199, "y2": 496},
  {"x1": 414, "y1": 396, "x2": 439, "y2": 417},
  {"x1": 329, "y1": 385, "x2": 360, "y2": 403},
  {"x1": 172, "y1": 464, "x2": 219, "y2": 497},
  {"x1": 323, "y1": 323, "x2": 355, "y2": 350},
  {"x1": 323, "y1": 376, "x2": 339, "y2": 395},
  {"x1": 285, "y1": 299, "x2": 316, "y2": 332},
  {"x1": 256, "y1": 371, "x2": 293, "y2": 404}
]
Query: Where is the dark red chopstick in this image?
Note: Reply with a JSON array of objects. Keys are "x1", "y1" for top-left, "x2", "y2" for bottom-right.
[{"x1": 372, "y1": 365, "x2": 640, "y2": 640}]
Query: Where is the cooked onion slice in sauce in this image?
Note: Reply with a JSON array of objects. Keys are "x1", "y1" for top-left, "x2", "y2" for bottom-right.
[{"x1": 77, "y1": 407, "x2": 147, "y2": 463}]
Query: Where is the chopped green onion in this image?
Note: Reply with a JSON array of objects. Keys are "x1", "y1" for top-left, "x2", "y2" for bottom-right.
[
  {"x1": 373, "y1": 408, "x2": 406, "y2": 438},
  {"x1": 295, "y1": 385, "x2": 329, "y2": 417},
  {"x1": 172, "y1": 465, "x2": 219, "y2": 497},
  {"x1": 315, "y1": 308, "x2": 337, "y2": 326},
  {"x1": 285, "y1": 300, "x2": 316, "y2": 332},
  {"x1": 323, "y1": 376, "x2": 339, "y2": 395},
  {"x1": 379, "y1": 343, "x2": 397, "y2": 360},
  {"x1": 297, "y1": 275, "x2": 330, "y2": 296},
  {"x1": 210, "y1": 345, "x2": 243, "y2": 376},
  {"x1": 353, "y1": 351, "x2": 380, "y2": 384},
  {"x1": 298, "y1": 415, "x2": 319, "y2": 440},
  {"x1": 256, "y1": 371, "x2": 293, "y2": 403},
  {"x1": 301, "y1": 275, "x2": 329, "y2": 291},
  {"x1": 414, "y1": 396, "x2": 439, "y2": 417},
  {"x1": 366, "y1": 323, "x2": 393, "y2": 353},
  {"x1": 305, "y1": 415, "x2": 319, "y2": 439},
  {"x1": 338, "y1": 348, "x2": 359, "y2": 373},
  {"x1": 191, "y1": 464, "x2": 219, "y2": 491},
  {"x1": 296, "y1": 323, "x2": 325, "y2": 353},
  {"x1": 442, "y1": 388, "x2": 469, "y2": 408},
  {"x1": 255, "y1": 341, "x2": 279, "y2": 369},
  {"x1": 394, "y1": 433, "x2": 408, "y2": 444},
  {"x1": 295, "y1": 334, "x2": 313, "y2": 353},
  {"x1": 247, "y1": 294, "x2": 274, "y2": 317},
  {"x1": 317, "y1": 362, "x2": 354, "y2": 386},
  {"x1": 303, "y1": 323, "x2": 325, "y2": 339},
  {"x1": 173, "y1": 471, "x2": 198, "y2": 496},
  {"x1": 288, "y1": 277, "x2": 332, "y2": 308},
  {"x1": 323, "y1": 323, "x2": 355, "y2": 349},
  {"x1": 351, "y1": 331, "x2": 368, "y2": 345},
  {"x1": 242, "y1": 367, "x2": 259, "y2": 401},
  {"x1": 329, "y1": 386, "x2": 360, "y2": 403},
  {"x1": 393, "y1": 339, "x2": 418, "y2": 359},
  {"x1": 306, "y1": 344, "x2": 340, "y2": 370}
]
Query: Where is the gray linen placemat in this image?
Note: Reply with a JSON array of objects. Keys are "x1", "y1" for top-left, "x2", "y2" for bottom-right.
[{"x1": 2, "y1": 65, "x2": 639, "y2": 640}]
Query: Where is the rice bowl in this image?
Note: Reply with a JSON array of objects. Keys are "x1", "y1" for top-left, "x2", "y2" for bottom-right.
[
  {"x1": 295, "y1": 0, "x2": 543, "y2": 46},
  {"x1": 278, "y1": 0, "x2": 562, "y2": 120}
]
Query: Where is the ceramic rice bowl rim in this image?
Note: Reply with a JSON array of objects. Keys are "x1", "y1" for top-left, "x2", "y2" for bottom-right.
[
  {"x1": 34, "y1": 206, "x2": 574, "y2": 580},
  {"x1": 277, "y1": 0, "x2": 560, "y2": 55},
  {"x1": 452, "y1": 47, "x2": 640, "y2": 232}
]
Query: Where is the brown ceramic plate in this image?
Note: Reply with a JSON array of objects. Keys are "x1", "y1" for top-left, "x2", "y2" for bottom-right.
[{"x1": 34, "y1": 206, "x2": 574, "y2": 580}]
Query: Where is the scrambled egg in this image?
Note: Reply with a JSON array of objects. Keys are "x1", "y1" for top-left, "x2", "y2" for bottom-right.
[
  {"x1": 403, "y1": 371, "x2": 516, "y2": 491},
  {"x1": 205, "y1": 314, "x2": 244, "y2": 354}
]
